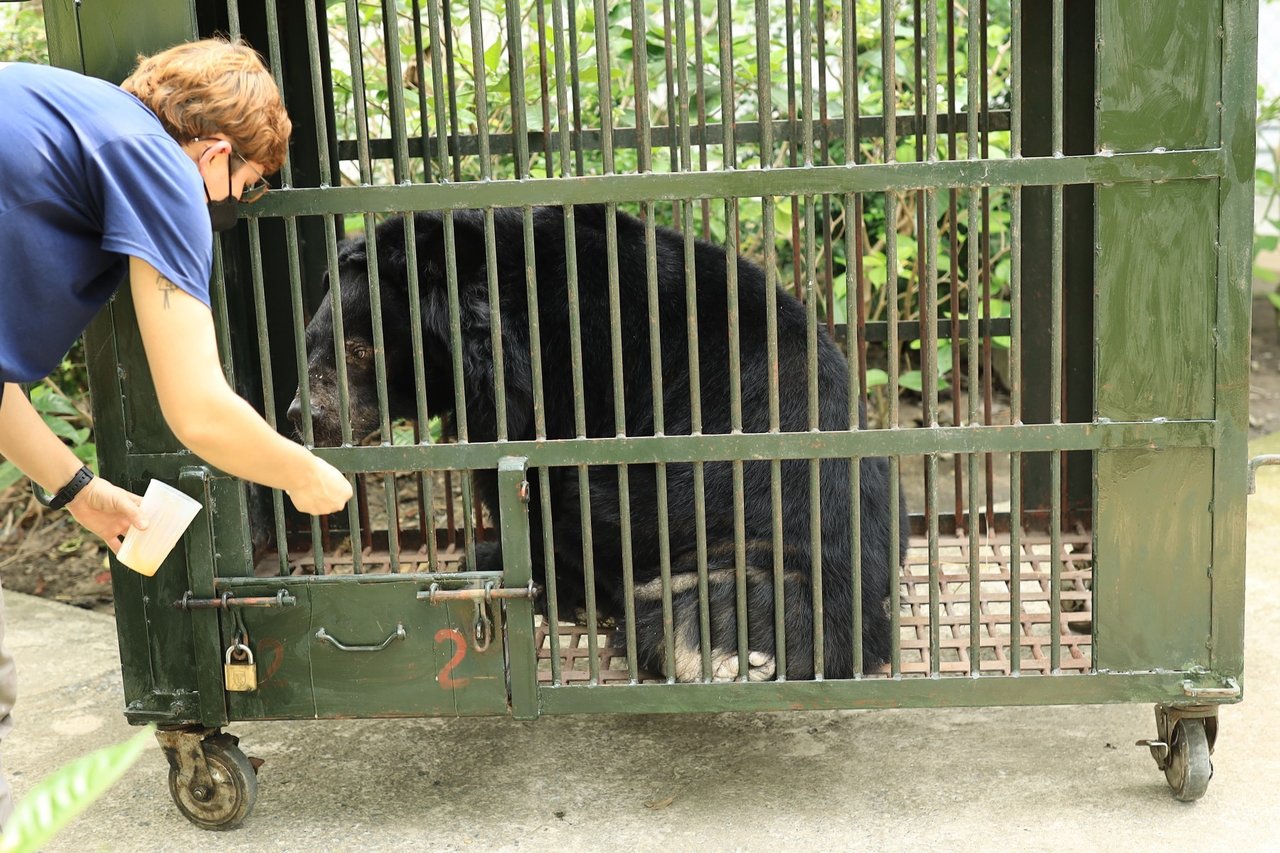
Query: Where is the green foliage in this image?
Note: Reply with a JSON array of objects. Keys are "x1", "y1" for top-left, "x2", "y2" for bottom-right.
[
  {"x1": 0, "y1": 378, "x2": 96, "y2": 492},
  {"x1": 1257, "y1": 80, "x2": 1280, "y2": 327},
  {"x1": 0, "y1": 726, "x2": 154, "y2": 853},
  {"x1": 0, "y1": 2, "x2": 48, "y2": 65},
  {"x1": 322, "y1": 0, "x2": 1018, "y2": 398}
]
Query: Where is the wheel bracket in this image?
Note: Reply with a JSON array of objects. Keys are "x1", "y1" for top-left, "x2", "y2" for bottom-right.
[{"x1": 156, "y1": 727, "x2": 219, "y2": 794}]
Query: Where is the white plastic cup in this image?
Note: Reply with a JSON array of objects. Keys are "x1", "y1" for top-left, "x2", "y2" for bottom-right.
[{"x1": 115, "y1": 479, "x2": 203, "y2": 577}]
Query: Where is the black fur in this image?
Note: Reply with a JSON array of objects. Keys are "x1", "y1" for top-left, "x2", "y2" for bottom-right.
[{"x1": 291, "y1": 205, "x2": 908, "y2": 679}]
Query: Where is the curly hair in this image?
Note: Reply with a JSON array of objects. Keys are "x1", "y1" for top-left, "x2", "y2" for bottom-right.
[{"x1": 121, "y1": 37, "x2": 292, "y2": 174}]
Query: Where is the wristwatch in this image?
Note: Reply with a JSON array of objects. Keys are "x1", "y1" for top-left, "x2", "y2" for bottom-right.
[{"x1": 34, "y1": 465, "x2": 95, "y2": 511}]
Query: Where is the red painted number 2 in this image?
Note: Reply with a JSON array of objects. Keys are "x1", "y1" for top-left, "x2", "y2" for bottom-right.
[{"x1": 435, "y1": 628, "x2": 469, "y2": 689}]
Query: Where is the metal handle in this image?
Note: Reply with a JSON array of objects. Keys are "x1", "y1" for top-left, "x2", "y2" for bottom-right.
[
  {"x1": 1248, "y1": 454, "x2": 1280, "y2": 495},
  {"x1": 314, "y1": 623, "x2": 406, "y2": 652}
]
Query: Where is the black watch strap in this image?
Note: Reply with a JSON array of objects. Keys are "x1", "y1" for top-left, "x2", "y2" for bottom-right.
[{"x1": 34, "y1": 465, "x2": 95, "y2": 511}]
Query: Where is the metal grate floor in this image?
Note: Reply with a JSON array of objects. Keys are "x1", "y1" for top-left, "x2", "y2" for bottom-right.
[
  {"x1": 257, "y1": 530, "x2": 1093, "y2": 683},
  {"x1": 534, "y1": 530, "x2": 1094, "y2": 684}
]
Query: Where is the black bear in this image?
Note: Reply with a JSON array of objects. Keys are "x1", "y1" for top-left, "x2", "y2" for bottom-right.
[{"x1": 289, "y1": 205, "x2": 907, "y2": 681}]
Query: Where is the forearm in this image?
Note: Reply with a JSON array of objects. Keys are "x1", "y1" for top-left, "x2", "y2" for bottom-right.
[
  {"x1": 171, "y1": 384, "x2": 320, "y2": 492},
  {"x1": 0, "y1": 382, "x2": 84, "y2": 492}
]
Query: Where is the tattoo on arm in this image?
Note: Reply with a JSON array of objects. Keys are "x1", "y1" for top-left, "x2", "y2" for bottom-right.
[{"x1": 157, "y1": 273, "x2": 179, "y2": 310}]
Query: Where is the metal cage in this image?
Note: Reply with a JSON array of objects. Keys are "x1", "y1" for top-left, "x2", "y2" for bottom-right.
[{"x1": 43, "y1": 0, "x2": 1255, "y2": 824}]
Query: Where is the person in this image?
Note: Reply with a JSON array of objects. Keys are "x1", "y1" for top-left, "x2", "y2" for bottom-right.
[{"x1": 0, "y1": 38, "x2": 353, "y2": 824}]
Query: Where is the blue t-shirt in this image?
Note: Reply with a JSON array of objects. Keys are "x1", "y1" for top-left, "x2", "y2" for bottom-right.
[{"x1": 0, "y1": 63, "x2": 213, "y2": 384}]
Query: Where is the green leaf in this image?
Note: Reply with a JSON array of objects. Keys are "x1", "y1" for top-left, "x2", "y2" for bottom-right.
[
  {"x1": 865, "y1": 368, "x2": 889, "y2": 388},
  {"x1": 899, "y1": 370, "x2": 923, "y2": 392},
  {"x1": 72, "y1": 443, "x2": 98, "y2": 472},
  {"x1": 29, "y1": 388, "x2": 79, "y2": 417},
  {"x1": 41, "y1": 415, "x2": 88, "y2": 446},
  {"x1": 1, "y1": 726, "x2": 155, "y2": 853},
  {"x1": 0, "y1": 462, "x2": 24, "y2": 492}
]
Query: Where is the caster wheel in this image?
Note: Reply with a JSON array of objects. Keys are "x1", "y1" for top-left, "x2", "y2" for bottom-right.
[
  {"x1": 1164, "y1": 718, "x2": 1213, "y2": 802},
  {"x1": 167, "y1": 735, "x2": 258, "y2": 830}
]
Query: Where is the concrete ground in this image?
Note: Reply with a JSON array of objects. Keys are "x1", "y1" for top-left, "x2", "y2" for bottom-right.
[{"x1": 4, "y1": 436, "x2": 1280, "y2": 852}]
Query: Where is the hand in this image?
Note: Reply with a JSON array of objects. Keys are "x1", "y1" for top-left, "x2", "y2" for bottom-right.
[
  {"x1": 66, "y1": 477, "x2": 148, "y2": 554},
  {"x1": 286, "y1": 455, "x2": 353, "y2": 516}
]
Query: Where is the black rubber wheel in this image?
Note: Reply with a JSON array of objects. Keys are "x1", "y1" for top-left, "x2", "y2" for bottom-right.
[
  {"x1": 1164, "y1": 718, "x2": 1213, "y2": 803},
  {"x1": 167, "y1": 737, "x2": 258, "y2": 830}
]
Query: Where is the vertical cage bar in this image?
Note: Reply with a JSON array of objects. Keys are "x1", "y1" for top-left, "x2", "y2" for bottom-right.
[
  {"x1": 947, "y1": 0, "x2": 964, "y2": 524},
  {"x1": 535, "y1": 0, "x2": 555, "y2": 177},
  {"x1": 595, "y1": 0, "x2": 629, "y2": 687},
  {"x1": 441, "y1": 215, "x2": 477, "y2": 567},
  {"x1": 537, "y1": 466, "x2": 562, "y2": 683},
  {"x1": 1049, "y1": 0, "x2": 1064, "y2": 673},
  {"x1": 888, "y1": 456, "x2": 901, "y2": 675},
  {"x1": 577, "y1": 462, "x2": 601, "y2": 684},
  {"x1": 303, "y1": 0, "x2": 352, "y2": 448},
  {"x1": 1009, "y1": 453, "x2": 1022, "y2": 671},
  {"x1": 842, "y1": 0, "x2": 863, "y2": 676},
  {"x1": 409, "y1": 0, "x2": 433, "y2": 183},
  {"x1": 662, "y1": 0, "x2": 681, "y2": 182},
  {"x1": 816, "y1": 0, "x2": 835, "y2": 336},
  {"x1": 979, "y1": 0, "x2": 995, "y2": 531},
  {"x1": 209, "y1": 243, "x2": 234, "y2": 385},
  {"x1": 380, "y1": 0, "x2": 411, "y2": 185},
  {"x1": 966, "y1": 0, "x2": 982, "y2": 673},
  {"x1": 346, "y1": 0, "x2": 398, "y2": 572},
  {"x1": 881, "y1": 1, "x2": 900, "y2": 426},
  {"x1": 464, "y1": 2, "x2": 508, "y2": 444},
  {"x1": 425, "y1": 0, "x2": 455, "y2": 181},
  {"x1": 1009, "y1": 0, "x2": 1023, "y2": 675},
  {"x1": 635, "y1": 0, "x2": 663, "y2": 685},
  {"x1": 549, "y1": 0, "x2": 573, "y2": 178},
  {"x1": 846, "y1": 0, "x2": 868, "y2": 401},
  {"x1": 758, "y1": 0, "x2": 784, "y2": 674},
  {"x1": 561, "y1": 202, "x2": 599, "y2": 680},
  {"x1": 693, "y1": 0, "x2": 712, "y2": 235},
  {"x1": 786, "y1": 0, "x2": 802, "y2": 296},
  {"x1": 566, "y1": 0, "x2": 586, "y2": 176},
  {"x1": 924, "y1": 0, "x2": 941, "y2": 675},
  {"x1": 799, "y1": 0, "x2": 824, "y2": 681},
  {"x1": 344, "y1": 0, "x2": 392, "y2": 438},
  {"x1": 542, "y1": 0, "x2": 575, "y2": 680},
  {"x1": 303, "y1": 0, "x2": 360, "y2": 573},
  {"x1": 442, "y1": 0, "x2": 463, "y2": 181},
  {"x1": 246, "y1": 221, "x2": 290, "y2": 577},
  {"x1": 716, "y1": 0, "x2": 749, "y2": 681},
  {"x1": 673, "y1": 0, "x2": 710, "y2": 682},
  {"x1": 504, "y1": 0, "x2": 540, "y2": 595},
  {"x1": 266, "y1": 2, "x2": 313, "y2": 592}
]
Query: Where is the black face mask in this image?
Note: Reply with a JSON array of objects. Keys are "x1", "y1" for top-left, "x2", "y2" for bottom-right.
[{"x1": 205, "y1": 155, "x2": 238, "y2": 232}]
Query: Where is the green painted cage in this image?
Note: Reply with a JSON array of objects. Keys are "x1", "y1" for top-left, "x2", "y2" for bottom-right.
[{"x1": 41, "y1": 0, "x2": 1255, "y2": 826}]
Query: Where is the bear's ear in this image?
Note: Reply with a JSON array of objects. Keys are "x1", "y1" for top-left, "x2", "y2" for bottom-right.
[{"x1": 413, "y1": 210, "x2": 488, "y2": 286}]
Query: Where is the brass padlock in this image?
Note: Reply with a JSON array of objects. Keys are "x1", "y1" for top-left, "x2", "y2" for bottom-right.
[{"x1": 224, "y1": 643, "x2": 258, "y2": 692}]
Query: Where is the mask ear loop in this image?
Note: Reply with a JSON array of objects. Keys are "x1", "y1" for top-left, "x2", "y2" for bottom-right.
[{"x1": 194, "y1": 139, "x2": 233, "y2": 202}]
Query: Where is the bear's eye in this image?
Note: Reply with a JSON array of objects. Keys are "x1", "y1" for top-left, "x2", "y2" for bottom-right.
[{"x1": 347, "y1": 342, "x2": 372, "y2": 361}]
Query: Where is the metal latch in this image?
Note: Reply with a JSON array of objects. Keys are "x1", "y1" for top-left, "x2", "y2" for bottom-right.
[
  {"x1": 417, "y1": 581, "x2": 537, "y2": 652},
  {"x1": 416, "y1": 581, "x2": 538, "y2": 604},
  {"x1": 1249, "y1": 454, "x2": 1280, "y2": 495}
]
